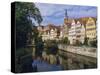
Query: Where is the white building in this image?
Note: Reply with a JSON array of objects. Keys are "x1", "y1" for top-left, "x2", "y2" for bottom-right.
[
  {"x1": 68, "y1": 20, "x2": 76, "y2": 44},
  {"x1": 68, "y1": 19, "x2": 85, "y2": 45},
  {"x1": 80, "y1": 24, "x2": 85, "y2": 44}
]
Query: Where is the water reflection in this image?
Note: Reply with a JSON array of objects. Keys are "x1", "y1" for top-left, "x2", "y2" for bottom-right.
[
  {"x1": 32, "y1": 49, "x2": 97, "y2": 72},
  {"x1": 59, "y1": 50, "x2": 97, "y2": 70},
  {"x1": 32, "y1": 57, "x2": 63, "y2": 72}
]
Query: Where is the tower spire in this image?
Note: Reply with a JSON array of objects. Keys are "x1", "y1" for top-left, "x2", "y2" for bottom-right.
[{"x1": 65, "y1": 9, "x2": 68, "y2": 21}]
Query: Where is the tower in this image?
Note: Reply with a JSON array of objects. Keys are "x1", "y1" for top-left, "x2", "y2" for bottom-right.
[
  {"x1": 65, "y1": 9, "x2": 68, "y2": 20},
  {"x1": 62, "y1": 9, "x2": 69, "y2": 38},
  {"x1": 64, "y1": 9, "x2": 69, "y2": 24}
]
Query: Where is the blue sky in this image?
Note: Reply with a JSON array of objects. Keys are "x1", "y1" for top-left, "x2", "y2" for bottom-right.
[{"x1": 34, "y1": 3, "x2": 97, "y2": 26}]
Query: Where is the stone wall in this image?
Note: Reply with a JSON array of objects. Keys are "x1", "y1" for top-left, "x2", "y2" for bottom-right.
[{"x1": 58, "y1": 44, "x2": 97, "y2": 58}]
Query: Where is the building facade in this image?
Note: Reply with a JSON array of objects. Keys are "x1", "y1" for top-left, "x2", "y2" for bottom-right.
[
  {"x1": 68, "y1": 20, "x2": 76, "y2": 44},
  {"x1": 86, "y1": 17, "x2": 97, "y2": 39},
  {"x1": 37, "y1": 17, "x2": 97, "y2": 45},
  {"x1": 37, "y1": 25, "x2": 60, "y2": 41},
  {"x1": 68, "y1": 19, "x2": 85, "y2": 45},
  {"x1": 80, "y1": 24, "x2": 85, "y2": 44}
]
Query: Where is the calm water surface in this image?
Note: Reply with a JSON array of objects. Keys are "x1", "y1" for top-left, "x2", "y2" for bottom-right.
[{"x1": 32, "y1": 50, "x2": 97, "y2": 72}]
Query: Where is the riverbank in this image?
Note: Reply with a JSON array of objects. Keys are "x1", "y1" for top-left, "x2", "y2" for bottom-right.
[{"x1": 58, "y1": 44, "x2": 97, "y2": 58}]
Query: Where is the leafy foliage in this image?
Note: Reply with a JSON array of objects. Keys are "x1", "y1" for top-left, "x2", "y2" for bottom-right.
[
  {"x1": 35, "y1": 36, "x2": 44, "y2": 57},
  {"x1": 45, "y1": 40, "x2": 58, "y2": 55},
  {"x1": 59, "y1": 37, "x2": 69, "y2": 44},
  {"x1": 84, "y1": 37, "x2": 89, "y2": 46},
  {"x1": 89, "y1": 39, "x2": 97, "y2": 47},
  {"x1": 15, "y1": 2, "x2": 43, "y2": 72},
  {"x1": 15, "y1": 2, "x2": 43, "y2": 48},
  {"x1": 75, "y1": 40, "x2": 82, "y2": 46}
]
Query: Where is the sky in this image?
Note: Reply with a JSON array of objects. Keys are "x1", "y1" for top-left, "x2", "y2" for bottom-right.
[{"x1": 34, "y1": 3, "x2": 97, "y2": 26}]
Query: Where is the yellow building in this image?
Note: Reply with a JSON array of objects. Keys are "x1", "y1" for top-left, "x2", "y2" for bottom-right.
[{"x1": 86, "y1": 17, "x2": 97, "y2": 39}]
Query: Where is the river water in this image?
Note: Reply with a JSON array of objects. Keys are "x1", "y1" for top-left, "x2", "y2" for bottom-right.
[
  {"x1": 58, "y1": 50, "x2": 97, "y2": 70},
  {"x1": 32, "y1": 49, "x2": 97, "y2": 72}
]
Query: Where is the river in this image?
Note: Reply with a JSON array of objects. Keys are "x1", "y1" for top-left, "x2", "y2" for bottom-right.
[
  {"x1": 58, "y1": 50, "x2": 97, "y2": 70},
  {"x1": 32, "y1": 49, "x2": 97, "y2": 72}
]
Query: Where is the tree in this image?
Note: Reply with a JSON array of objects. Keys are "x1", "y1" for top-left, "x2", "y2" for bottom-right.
[
  {"x1": 84, "y1": 37, "x2": 89, "y2": 46},
  {"x1": 45, "y1": 40, "x2": 58, "y2": 55},
  {"x1": 15, "y1": 2, "x2": 43, "y2": 48},
  {"x1": 35, "y1": 36, "x2": 44, "y2": 57},
  {"x1": 60, "y1": 37, "x2": 69, "y2": 44},
  {"x1": 89, "y1": 39, "x2": 97, "y2": 47},
  {"x1": 15, "y1": 2, "x2": 43, "y2": 72},
  {"x1": 75, "y1": 40, "x2": 82, "y2": 46}
]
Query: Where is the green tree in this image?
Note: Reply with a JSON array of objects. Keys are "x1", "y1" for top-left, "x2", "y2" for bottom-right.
[
  {"x1": 15, "y1": 2, "x2": 43, "y2": 72},
  {"x1": 60, "y1": 37, "x2": 69, "y2": 44},
  {"x1": 75, "y1": 40, "x2": 82, "y2": 46},
  {"x1": 45, "y1": 40, "x2": 58, "y2": 55},
  {"x1": 15, "y1": 2, "x2": 43, "y2": 48},
  {"x1": 89, "y1": 39, "x2": 97, "y2": 47},
  {"x1": 84, "y1": 37, "x2": 89, "y2": 46},
  {"x1": 35, "y1": 36, "x2": 44, "y2": 57}
]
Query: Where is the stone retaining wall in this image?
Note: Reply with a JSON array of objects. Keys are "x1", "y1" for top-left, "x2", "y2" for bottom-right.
[{"x1": 58, "y1": 44, "x2": 97, "y2": 58}]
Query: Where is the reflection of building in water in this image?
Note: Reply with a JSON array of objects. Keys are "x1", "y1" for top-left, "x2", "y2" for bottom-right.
[{"x1": 59, "y1": 50, "x2": 97, "y2": 70}]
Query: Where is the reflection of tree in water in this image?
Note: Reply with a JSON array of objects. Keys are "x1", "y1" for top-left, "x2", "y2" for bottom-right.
[
  {"x1": 44, "y1": 40, "x2": 58, "y2": 55},
  {"x1": 35, "y1": 36, "x2": 44, "y2": 57}
]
